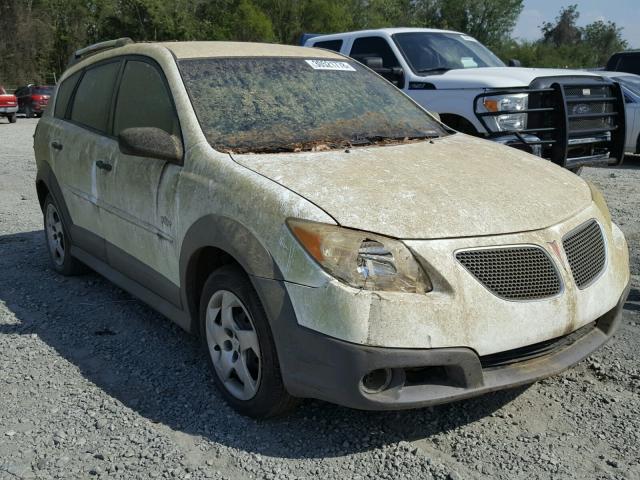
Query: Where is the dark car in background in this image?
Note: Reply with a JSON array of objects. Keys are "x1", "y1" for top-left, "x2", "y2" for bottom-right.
[
  {"x1": 15, "y1": 84, "x2": 54, "y2": 118},
  {"x1": 606, "y1": 51, "x2": 640, "y2": 76},
  {"x1": 0, "y1": 86, "x2": 18, "y2": 123}
]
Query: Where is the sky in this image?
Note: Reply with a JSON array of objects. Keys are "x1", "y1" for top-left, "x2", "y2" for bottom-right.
[{"x1": 513, "y1": 0, "x2": 639, "y2": 48}]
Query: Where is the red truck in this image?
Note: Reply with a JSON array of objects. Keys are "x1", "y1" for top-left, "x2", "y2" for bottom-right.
[{"x1": 0, "y1": 86, "x2": 18, "y2": 123}]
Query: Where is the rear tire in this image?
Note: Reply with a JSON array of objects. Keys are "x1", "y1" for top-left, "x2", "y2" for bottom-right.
[
  {"x1": 199, "y1": 265, "x2": 298, "y2": 418},
  {"x1": 43, "y1": 195, "x2": 87, "y2": 275}
]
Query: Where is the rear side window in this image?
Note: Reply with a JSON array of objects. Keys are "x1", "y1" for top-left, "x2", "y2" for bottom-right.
[
  {"x1": 313, "y1": 40, "x2": 343, "y2": 52},
  {"x1": 113, "y1": 60, "x2": 180, "y2": 137},
  {"x1": 71, "y1": 61, "x2": 120, "y2": 133},
  {"x1": 54, "y1": 72, "x2": 81, "y2": 119}
]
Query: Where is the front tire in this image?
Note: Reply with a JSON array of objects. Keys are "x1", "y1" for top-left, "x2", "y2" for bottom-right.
[
  {"x1": 43, "y1": 195, "x2": 87, "y2": 275},
  {"x1": 199, "y1": 265, "x2": 297, "y2": 418},
  {"x1": 8, "y1": 113, "x2": 16, "y2": 123}
]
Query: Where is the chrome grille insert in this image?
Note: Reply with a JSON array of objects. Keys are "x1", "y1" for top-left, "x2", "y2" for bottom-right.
[
  {"x1": 562, "y1": 220, "x2": 606, "y2": 288},
  {"x1": 456, "y1": 246, "x2": 561, "y2": 301}
]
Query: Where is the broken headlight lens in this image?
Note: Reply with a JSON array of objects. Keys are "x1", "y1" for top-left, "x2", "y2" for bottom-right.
[
  {"x1": 483, "y1": 93, "x2": 528, "y2": 132},
  {"x1": 287, "y1": 219, "x2": 432, "y2": 293}
]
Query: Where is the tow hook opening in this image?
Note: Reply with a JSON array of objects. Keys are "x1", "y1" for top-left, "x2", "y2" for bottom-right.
[{"x1": 360, "y1": 368, "x2": 393, "y2": 394}]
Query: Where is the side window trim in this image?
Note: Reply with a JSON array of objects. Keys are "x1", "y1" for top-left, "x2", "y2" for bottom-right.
[
  {"x1": 56, "y1": 71, "x2": 84, "y2": 120},
  {"x1": 110, "y1": 55, "x2": 184, "y2": 159},
  {"x1": 66, "y1": 58, "x2": 123, "y2": 138}
]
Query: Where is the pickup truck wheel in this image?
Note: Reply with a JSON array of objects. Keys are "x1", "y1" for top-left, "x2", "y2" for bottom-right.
[
  {"x1": 199, "y1": 265, "x2": 298, "y2": 418},
  {"x1": 43, "y1": 195, "x2": 87, "y2": 275},
  {"x1": 8, "y1": 113, "x2": 17, "y2": 123}
]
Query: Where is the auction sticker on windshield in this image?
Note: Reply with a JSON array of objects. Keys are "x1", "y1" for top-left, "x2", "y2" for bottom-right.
[{"x1": 305, "y1": 60, "x2": 356, "y2": 71}]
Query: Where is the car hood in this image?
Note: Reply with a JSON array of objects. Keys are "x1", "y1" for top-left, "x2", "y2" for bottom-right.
[
  {"x1": 425, "y1": 67, "x2": 604, "y2": 89},
  {"x1": 232, "y1": 134, "x2": 592, "y2": 239}
]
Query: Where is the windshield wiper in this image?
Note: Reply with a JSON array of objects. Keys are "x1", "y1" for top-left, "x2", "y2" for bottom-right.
[
  {"x1": 417, "y1": 67, "x2": 451, "y2": 75},
  {"x1": 350, "y1": 133, "x2": 440, "y2": 146}
]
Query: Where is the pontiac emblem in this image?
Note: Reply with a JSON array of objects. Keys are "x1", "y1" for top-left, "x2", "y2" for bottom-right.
[{"x1": 548, "y1": 240, "x2": 567, "y2": 271}]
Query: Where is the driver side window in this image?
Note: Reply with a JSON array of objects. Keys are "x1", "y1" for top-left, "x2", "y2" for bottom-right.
[
  {"x1": 113, "y1": 60, "x2": 180, "y2": 138},
  {"x1": 350, "y1": 36, "x2": 403, "y2": 87},
  {"x1": 350, "y1": 36, "x2": 400, "y2": 69}
]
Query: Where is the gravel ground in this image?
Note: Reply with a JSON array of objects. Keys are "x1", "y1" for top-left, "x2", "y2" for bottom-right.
[{"x1": 1, "y1": 118, "x2": 639, "y2": 480}]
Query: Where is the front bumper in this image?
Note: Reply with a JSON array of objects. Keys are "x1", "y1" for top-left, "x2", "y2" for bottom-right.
[
  {"x1": 0, "y1": 106, "x2": 18, "y2": 114},
  {"x1": 256, "y1": 276, "x2": 628, "y2": 410}
]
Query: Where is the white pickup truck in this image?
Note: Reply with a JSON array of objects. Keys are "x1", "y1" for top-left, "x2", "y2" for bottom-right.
[{"x1": 303, "y1": 28, "x2": 627, "y2": 170}]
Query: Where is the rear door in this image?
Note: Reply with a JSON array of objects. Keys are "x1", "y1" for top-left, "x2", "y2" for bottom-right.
[
  {"x1": 98, "y1": 57, "x2": 183, "y2": 301},
  {"x1": 53, "y1": 59, "x2": 122, "y2": 260}
]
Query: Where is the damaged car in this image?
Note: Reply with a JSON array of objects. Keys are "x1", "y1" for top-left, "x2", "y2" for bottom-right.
[{"x1": 34, "y1": 39, "x2": 630, "y2": 418}]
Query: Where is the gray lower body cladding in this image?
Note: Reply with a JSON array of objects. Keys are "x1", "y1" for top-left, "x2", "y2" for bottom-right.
[{"x1": 254, "y1": 276, "x2": 629, "y2": 411}]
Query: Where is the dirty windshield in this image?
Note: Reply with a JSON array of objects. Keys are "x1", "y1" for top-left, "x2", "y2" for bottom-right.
[{"x1": 179, "y1": 57, "x2": 447, "y2": 153}]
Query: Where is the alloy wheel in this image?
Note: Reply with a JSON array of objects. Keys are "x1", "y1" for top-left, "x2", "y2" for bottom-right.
[
  {"x1": 45, "y1": 203, "x2": 65, "y2": 266},
  {"x1": 205, "y1": 290, "x2": 261, "y2": 400}
]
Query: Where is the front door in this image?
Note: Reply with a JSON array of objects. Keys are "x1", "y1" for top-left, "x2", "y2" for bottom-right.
[{"x1": 98, "y1": 57, "x2": 183, "y2": 302}]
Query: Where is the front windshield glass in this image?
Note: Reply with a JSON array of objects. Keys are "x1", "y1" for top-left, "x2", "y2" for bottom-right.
[
  {"x1": 33, "y1": 86, "x2": 54, "y2": 95},
  {"x1": 178, "y1": 57, "x2": 446, "y2": 153},
  {"x1": 616, "y1": 76, "x2": 640, "y2": 97},
  {"x1": 393, "y1": 32, "x2": 505, "y2": 74}
]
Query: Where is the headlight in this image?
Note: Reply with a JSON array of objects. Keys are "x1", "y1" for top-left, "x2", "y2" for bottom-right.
[
  {"x1": 483, "y1": 93, "x2": 528, "y2": 131},
  {"x1": 287, "y1": 219, "x2": 432, "y2": 293}
]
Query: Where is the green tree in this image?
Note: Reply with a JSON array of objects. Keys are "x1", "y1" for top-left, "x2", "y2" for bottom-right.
[
  {"x1": 541, "y1": 4, "x2": 581, "y2": 46},
  {"x1": 582, "y1": 20, "x2": 628, "y2": 66}
]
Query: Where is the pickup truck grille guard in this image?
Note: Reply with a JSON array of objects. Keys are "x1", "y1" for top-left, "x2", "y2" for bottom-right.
[{"x1": 474, "y1": 80, "x2": 626, "y2": 169}]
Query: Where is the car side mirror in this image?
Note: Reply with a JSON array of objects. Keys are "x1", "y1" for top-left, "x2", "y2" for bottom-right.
[
  {"x1": 361, "y1": 56, "x2": 404, "y2": 87},
  {"x1": 508, "y1": 59, "x2": 521, "y2": 67},
  {"x1": 363, "y1": 56, "x2": 384, "y2": 70},
  {"x1": 118, "y1": 127, "x2": 183, "y2": 164}
]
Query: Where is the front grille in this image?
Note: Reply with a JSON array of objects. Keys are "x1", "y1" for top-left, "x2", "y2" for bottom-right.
[
  {"x1": 562, "y1": 220, "x2": 606, "y2": 288},
  {"x1": 475, "y1": 79, "x2": 625, "y2": 168},
  {"x1": 565, "y1": 85, "x2": 615, "y2": 133},
  {"x1": 480, "y1": 321, "x2": 596, "y2": 368},
  {"x1": 456, "y1": 246, "x2": 561, "y2": 300}
]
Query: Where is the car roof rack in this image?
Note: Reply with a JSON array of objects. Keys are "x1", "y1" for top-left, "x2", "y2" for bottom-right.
[{"x1": 68, "y1": 38, "x2": 134, "y2": 67}]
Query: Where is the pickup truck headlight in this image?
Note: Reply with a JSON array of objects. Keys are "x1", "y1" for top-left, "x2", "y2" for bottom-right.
[
  {"x1": 483, "y1": 93, "x2": 528, "y2": 131},
  {"x1": 287, "y1": 219, "x2": 432, "y2": 294}
]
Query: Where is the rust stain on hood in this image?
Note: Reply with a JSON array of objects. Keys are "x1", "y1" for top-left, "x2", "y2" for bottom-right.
[{"x1": 232, "y1": 134, "x2": 592, "y2": 239}]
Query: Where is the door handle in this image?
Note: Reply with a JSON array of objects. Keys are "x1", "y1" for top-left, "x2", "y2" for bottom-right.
[
  {"x1": 95, "y1": 160, "x2": 112, "y2": 172},
  {"x1": 51, "y1": 141, "x2": 63, "y2": 151}
]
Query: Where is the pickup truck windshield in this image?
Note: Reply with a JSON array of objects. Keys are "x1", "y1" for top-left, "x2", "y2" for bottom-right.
[
  {"x1": 393, "y1": 32, "x2": 505, "y2": 74},
  {"x1": 179, "y1": 57, "x2": 446, "y2": 153}
]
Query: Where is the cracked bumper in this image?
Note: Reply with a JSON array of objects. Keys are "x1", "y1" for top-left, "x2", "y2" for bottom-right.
[{"x1": 256, "y1": 276, "x2": 628, "y2": 410}]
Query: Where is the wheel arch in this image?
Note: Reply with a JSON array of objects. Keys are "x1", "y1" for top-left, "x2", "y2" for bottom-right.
[
  {"x1": 179, "y1": 215, "x2": 284, "y2": 335},
  {"x1": 35, "y1": 163, "x2": 75, "y2": 238}
]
